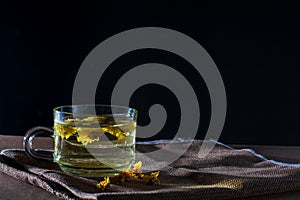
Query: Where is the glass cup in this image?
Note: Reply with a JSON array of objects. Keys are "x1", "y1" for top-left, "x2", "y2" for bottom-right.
[{"x1": 24, "y1": 105, "x2": 137, "y2": 178}]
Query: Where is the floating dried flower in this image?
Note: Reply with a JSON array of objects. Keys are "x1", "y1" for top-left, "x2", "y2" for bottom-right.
[
  {"x1": 54, "y1": 117, "x2": 136, "y2": 145},
  {"x1": 76, "y1": 128, "x2": 101, "y2": 145},
  {"x1": 54, "y1": 123, "x2": 76, "y2": 139}
]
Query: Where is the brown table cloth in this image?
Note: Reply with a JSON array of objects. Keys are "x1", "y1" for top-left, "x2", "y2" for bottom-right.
[{"x1": 1, "y1": 140, "x2": 300, "y2": 200}]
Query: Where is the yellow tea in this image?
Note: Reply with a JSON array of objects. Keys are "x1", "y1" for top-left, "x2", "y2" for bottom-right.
[{"x1": 53, "y1": 115, "x2": 136, "y2": 177}]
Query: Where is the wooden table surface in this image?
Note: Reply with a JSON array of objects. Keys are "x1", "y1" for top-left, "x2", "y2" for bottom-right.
[{"x1": 1, "y1": 135, "x2": 300, "y2": 200}]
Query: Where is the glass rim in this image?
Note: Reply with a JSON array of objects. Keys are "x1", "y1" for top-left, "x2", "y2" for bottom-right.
[{"x1": 53, "y1": 104, "x2": 138, "y2": 116}]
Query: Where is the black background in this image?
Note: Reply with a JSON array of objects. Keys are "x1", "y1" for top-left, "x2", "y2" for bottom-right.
[{"x1": 1, "y1": 1, "x2": 300, "y2": 145}]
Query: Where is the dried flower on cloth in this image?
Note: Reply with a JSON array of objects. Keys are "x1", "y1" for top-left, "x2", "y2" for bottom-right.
[
  {"x1": 96, "y1": 161, "x2": 161, "y2": 191},
  {"x1": 96, "y1": 177, "x2": 110, "y2": 191}
]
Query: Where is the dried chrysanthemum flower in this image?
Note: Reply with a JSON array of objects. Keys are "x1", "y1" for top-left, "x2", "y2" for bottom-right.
[
  {"x1": 106, "y1": 161, "x2": 161, "y2": 187},
  {"x1": 55, "y1": 117, "x2": 135, "y2": 145},
  {"x1": 54, "y1": 123, "x2": 76, "y2": 139},
  {"x1": 96, "y1": 177, "x2": 110, "y2": 191},
  {"x1": 132, "y1": 161, "x2": 142, "y2": 173},
  {"x1": 101, "y1": 125, "x2": 132, "y2": 141},
  {"x1": 110, "y1": 171, "x2": 131, "y2": 184},
  {"x1": 76, "y1": 128, "x2": 101, "y2": 145},
  {"x1": 142, "y1": 171, "x2": 161, "y2": 185},
  {"x1": 113, "y1": 161, "x2": 143, "y2": 181}
]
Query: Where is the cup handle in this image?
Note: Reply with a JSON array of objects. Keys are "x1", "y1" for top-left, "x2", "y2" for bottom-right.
[{"x1": 23, "y1": 126, "x2": 54, "y2": 161}]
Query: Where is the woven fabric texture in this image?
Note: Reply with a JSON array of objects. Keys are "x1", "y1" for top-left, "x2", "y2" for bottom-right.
[{"x1": 1, "y1": 141, "x2": 300, "y2": 200}]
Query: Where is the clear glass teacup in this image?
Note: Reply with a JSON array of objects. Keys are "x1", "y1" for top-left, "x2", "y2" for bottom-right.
[{"x1": 24, "y1": 105, "x2": 137, "y2": 178}]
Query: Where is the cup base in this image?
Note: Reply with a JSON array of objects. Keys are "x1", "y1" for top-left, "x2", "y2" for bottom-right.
[{"x1": 58, "y1": 164, "x2": 124, "y2": 178}]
